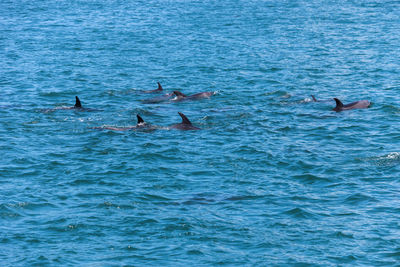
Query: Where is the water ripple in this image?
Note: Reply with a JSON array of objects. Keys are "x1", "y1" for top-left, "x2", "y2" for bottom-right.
[{"x1": 1, "y1": 0, "x2": 400, "y2": 265}]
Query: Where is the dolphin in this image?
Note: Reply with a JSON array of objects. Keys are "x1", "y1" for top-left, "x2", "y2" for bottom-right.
[
  {"x1": 333, "y1": 98, "x2": 371, "y2": 112},
  {"x1": 169, "y1": 112, "x2": 201, "y2": 130},
  {"x1": 41, "y1": 96, "x2": 101, "y2": 113},
  {"x1": 71, "y1": 96, "x2": 102, "y2": 111},
  {"x1": 142, "y1": 92, "x2": 174, "y2": 104},
  {"x1": 74, "y1": 96, "x2": 82, "y2": 108},
  {"x1": 92, "y1": 114, "x2": 155, "y2": 131},
  {"x1": 171, "y1": 90, "x2": 214, "y2": 102},
  {"x1": 311, "y1": 95, "x2": 318, "y2": 102},
  {"x1": 171, "y1": 91, "x2": 187, "y2": 102},
  {"x1": 143, "y1": 82, "x2": 163, "y2": 93},
  {"x1": 310, "y1": 95, "x2": 333, "y2": 103}
]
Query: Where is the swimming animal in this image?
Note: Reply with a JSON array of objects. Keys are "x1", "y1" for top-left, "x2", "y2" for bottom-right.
[
  {"x1": 310, "y1": 95, "x2": 332, "y2": 103},
  {"x1": 92, "y1": 115, "x2": 154, "y2": 131},
  {"x1": 143, "y1": 82, "x2": 163, "y2": 93},
  {"x1": 142, "y1": 92, "x2": 174, "y2": 104},
  {"x1": 333, "y1": 98, "x2": 371, "y2": 112},
  {"x1": 74, "y1": 96, "x2": 82, "y2": 108},
  {"x1": 41, "y1": 96, "x2": 101, "y2": 113},
  {"x1": 169, "y1": 112, "x2": 201, "y2": 130},
  {"x1": 72, "y1": 96, "x2": 102, "y2": 111},
  {"x1": 171, "y1": 90, "x2": 214, "y2": 102},
  {"x1": 56, "y1": 96, "x2": 84, "y2": 110}
]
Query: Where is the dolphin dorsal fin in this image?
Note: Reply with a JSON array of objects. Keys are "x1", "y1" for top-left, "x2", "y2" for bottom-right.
[
  {"x1": 311, "y1": 95, "x2": 317, "y2": 102},
  {"x1": 173, "y1": 91, "x2": 186, "y2": 97},
  {"x1": 75, "y1": 96, "x2": 82, "y2": 108},
  {"x1": 157, "y1": 82, "x2": 163, "y2": 91},
  {"x1": 137, "y1": 114, "x2": 144, "y2": 124},
  {"x1": 178, "y1": 112, "x2": 192, "y2": 125},
  {"x1": 334, "y1": 98, "x2": 343, "y2": 108}
]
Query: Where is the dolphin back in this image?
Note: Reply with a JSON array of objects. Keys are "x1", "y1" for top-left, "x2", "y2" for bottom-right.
[
  {"x1": 333, "y1": 98, "x2": 344, "y2": 111},
  {"x1": 173, "y1": 91, "x2": 187, "y2": 97},
  {"x1": 333, "y1": 98, "x2": 370, "y2": 111}
]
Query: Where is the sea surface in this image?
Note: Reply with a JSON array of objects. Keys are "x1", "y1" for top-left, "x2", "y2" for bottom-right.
[{"x1": 1, "y1": 0, "x2": 400, "y2": 266}]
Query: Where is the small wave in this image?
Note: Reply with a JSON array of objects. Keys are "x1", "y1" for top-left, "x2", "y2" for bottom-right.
[
  {"x1": 182, "y1": 197, "x2": 215, "y2": 205},
  {"x1": 331, "y1": 231, "x2": 354, "y2": 239},
  {"x1": 264, "y1": 90, "x2": 289, "y2": 97},
  {"x1": 213, "y1": 90, "x2": 221, "y2": 95},
  {"x1": 6, "y1": 201, "x2": 56, "y2": 211},
  {"x1": 224, "y1": 195, "x2": 261, "y2": 201},
  {"x1": 276, "y1": 96, "x2": 320, "y2": 106},
  {"x1": 343, "y1": 193, "x2": 377, "y2": 205},
  {"x1": 328, "y1": 255, "x2": 357, "y2": 264},
  {"x1": 69, "y1": 179, "x2": 98, "y2": 186},
  {"x1": 138, "y1": 218, "x2": 159, "y2": 225},
  {"x1": 0, "y1": 204, "x2": 22, "y2": 219},
  {"x1": 381, "y1": 104, "x2": 400, "y2": 114},
  {"x1": 257, "y1": 67, "x2": 283, "y2": 74},
  {"x1": 163, "y1": 220, "x2": 192, "y2": 232},
  {"x1": 292, "y1": 174, "x2": 332, "y2": 184},
  {"x1": 39, "y1": 91, "x2": 70, "y2": 97},
  {"x1": 284, "y1": 207, "x2": 316, "y2": 219},
  {"x1": 363, "y1": 152, "x2": 400, "y2": 167},
  {"x1": 138, "y1": 193, "x2": 172, "y2": 202},
  {"x1": 186, "y1": 249, "x2": 204, "y2": 255},
  {"x1": 382, "y1": 251, "x2": 400, "y2": 257},
  {"x1": 302, "y1": 97, "x2": 314, "y2": 103},
  {"x1": 276, "y1": 126, "x2": 293, "y2": 132},
  {"x1": 386, "y1": 152, "x2": 400, "y2": 160}
]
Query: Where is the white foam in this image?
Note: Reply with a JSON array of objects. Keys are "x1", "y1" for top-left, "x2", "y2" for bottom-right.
[{"x1": 386, "y1": 152, "x2": 400, "y2": 160}]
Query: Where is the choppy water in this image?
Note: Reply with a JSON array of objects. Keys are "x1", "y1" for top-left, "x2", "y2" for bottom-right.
[{"x1": 1, "y1": 0, "x2": 400, "y2": 265}]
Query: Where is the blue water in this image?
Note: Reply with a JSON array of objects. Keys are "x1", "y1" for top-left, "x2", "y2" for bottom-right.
[{"x1": 1, "y1": 0, "x2": 400, "y2": 265}]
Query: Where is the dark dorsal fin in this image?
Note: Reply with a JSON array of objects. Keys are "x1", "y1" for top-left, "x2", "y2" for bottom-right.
[
  {"x1": 334, "y1": 98, "x2": 343, "y2": 108},
  {"x1": 137, "y1": 114, "x2": 144, "y2": 124},
  {"x1": 178, "y1": 112, "x2": 192, "y2": 125},
  {"x1": 311, "y1": 95, "x2": 317, "y2": 102},
  {"x1": 157, "y1": 82, "x2": 163, "y2": 91},
  {"x1": 75, "y1": 96, "x2": 82, "y2": 108},
  {"x1": 173, "y1": 91, "x2": 187, "y2": 97}
]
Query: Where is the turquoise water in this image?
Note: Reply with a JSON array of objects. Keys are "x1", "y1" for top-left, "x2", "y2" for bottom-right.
[{"x1": 1, "y1": 0, "x2": 400, "y2": 265}]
